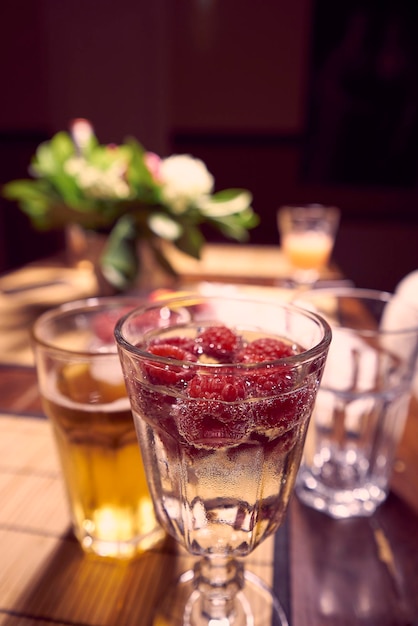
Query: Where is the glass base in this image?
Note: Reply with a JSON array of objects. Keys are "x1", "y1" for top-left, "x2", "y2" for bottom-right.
[
  {"x1": 296, "y1": 469, "x2": 387, "y2": 519},
  {"x1": 76, "y1": 525, "x2": 166, "y2": 560},
  {"x1": 151, "y1": 567, "x2": 289, "y2": 626}
]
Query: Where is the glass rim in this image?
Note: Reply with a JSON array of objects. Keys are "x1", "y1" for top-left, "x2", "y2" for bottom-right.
[
  {"x1": 277, "y1": 203, "x2": 340, "y2": 216},
  {"x1": 114, "y1": 294, "x2": 332, "y2": 370},
  {"x1": 293, "y1": 286, "x2": 418, "y2": 337},
  {"x1": 31, "y1": 295, "x2": 144, "y2": 356}
]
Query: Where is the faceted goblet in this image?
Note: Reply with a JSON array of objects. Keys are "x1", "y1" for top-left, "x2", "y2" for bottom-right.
[{"x1": 115, "y1": 295, "x2": 331, "y2": 625}]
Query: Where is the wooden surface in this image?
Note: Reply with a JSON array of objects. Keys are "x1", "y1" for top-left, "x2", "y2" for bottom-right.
[
  {"x1": 0, "y1": 365, "x2": 278, "y2": 626},
  {"x1": 0, "y1": 368, "x2": 417, "y2": 625},
  {"x1": 0, "y1": 245, "x2": 417, "y2": 626},
  {"x1": 0, "y1": 243, "x2": 340, "y2": 366}
]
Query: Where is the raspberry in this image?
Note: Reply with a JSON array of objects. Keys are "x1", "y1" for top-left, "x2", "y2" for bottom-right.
[
  {"x1": 197, "y1": 326, "x2": 241, "y2": 362},
  {"x1": 142, "y1": 343, "x2": 197, "y2": 386},
  {"x1": 150, "y1": 335, "x2": 198, "y2": 356},
  {"x1": 237, "y1": 337, "x2": 295, "y2": 363},
  {"x1": 188, "y1": 374, "x2": 247, "y2": 401},
  {"x1": 176, "y1": 406, "x2": 249, "y2": 448},
  {"x1": 254, "y1": 389, "x2": 310, "y2": 431},
  {"x1": 236, "y1": 338, "x2": 310, "y2": 431},
  {"x1": 238, "y1": 337, "x2": 298, "y2": 398},
  {"x1": 136, "y1": 330, "x2": 312, "y2": 449},
  {"x1": 175, "y1": 373, "x2": 249, "y2": 448},
  {"x1": 93, "y1": 306, "x2": 136, "y2": 344}
]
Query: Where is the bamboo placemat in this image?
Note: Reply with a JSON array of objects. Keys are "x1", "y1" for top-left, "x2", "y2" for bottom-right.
[
  {"x1": 0, "y1": 261, "x2": 293, "y2": 368},
  {"x1": 0, "y1": 265, "x2": 98, "y2": 367},
  {"x1": 0, "y1": 413, "x2": 280, "y2": 626}
]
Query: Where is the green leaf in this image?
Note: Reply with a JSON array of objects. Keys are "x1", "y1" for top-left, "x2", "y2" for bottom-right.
[
  {"x1": 148, "y1": 239, "x2": 178, "y2": 278},
  {"x1": 125, "y1": 138, "x2": 158, "y2": 193},
  {"x1": 100, "y1": 215, "x2": 139, "y2": 290},
  {"x1": 211, "y1": 188, "x2": 251, "y2": 202},
  {"x1": 234, "y1": 207, "x2": 260, "y2": 228},
  {"x1": 50, "y1": 131, "x2": 76, "y2": 163},
  {"x1": 174, "y1": 225, "x2": 205, "y2": 259},
  {"x1": 206, "y1": 214, "x2": 252, "y2": 242},
  {"x1": 3, "y1": 179, "x2": 46, "y2": 202},
  {"x1": 87, "y1": 143, "x2": 125, "y2": 170},
  {"x1": 48, "y1": 172, "x2": 83, "y2": 207},
  {"x1": 3, "y1": 179, "x2": 53, "y2": 226},
  {"x1": 198, "y1": 189, "x2": 253, "y2": 217},
  {"x1": 31, "y1": 132, "x2": 75, "y2": 177}
]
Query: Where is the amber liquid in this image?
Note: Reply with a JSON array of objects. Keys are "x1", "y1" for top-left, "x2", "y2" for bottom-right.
[
  {"x1": 42, "y1": 363, "x2": 165, "y2": 558},
  {"x1": 283, "y1": 231, "x2": 333, "y2": 270}
]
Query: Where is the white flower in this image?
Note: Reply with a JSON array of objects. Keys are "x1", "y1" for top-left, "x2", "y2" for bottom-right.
[
  {"x1": 148, "y1": 213, "x2": 182, "y2": 240},
  {"x1": 64, "y1": 156, "x2": 85, "y2": 177},
  {"x1": 159, "y1": 154, "x2": 214, "y2": 214},
  {"x1": 64, "y1": 156, "x2": 131, "y2": 199}
]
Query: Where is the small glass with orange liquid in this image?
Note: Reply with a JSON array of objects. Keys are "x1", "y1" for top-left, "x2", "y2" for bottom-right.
[
  {"x1": 277, "y1": 204, "x2": 340, "y2": 287},
  {"x1": 32, "y1": 297, "x2": 165, "y2": 559}
]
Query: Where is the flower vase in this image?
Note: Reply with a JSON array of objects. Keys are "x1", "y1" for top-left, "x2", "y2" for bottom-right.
[{"x1": 65, "y1": 224, "x2": 178, "y2": 296}]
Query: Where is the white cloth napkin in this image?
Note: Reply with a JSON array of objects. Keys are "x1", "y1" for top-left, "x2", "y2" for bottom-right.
[
  {"x1": 395, "y1": 269, "x2": 418, "y2": 304},
  {"x1": 394, "y1": 270, "x2": 418, "y2": 397}
]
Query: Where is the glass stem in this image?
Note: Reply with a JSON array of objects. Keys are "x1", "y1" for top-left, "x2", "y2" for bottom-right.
[{"x1": 193, "y1": 556, "x2": 245, "y2": 623}]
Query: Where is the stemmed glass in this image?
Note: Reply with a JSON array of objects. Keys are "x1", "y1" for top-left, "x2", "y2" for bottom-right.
[
  {"x1": 115, "y1": 294, "x2": 331, "y2": 625},
  {"x1": 277, "y1": 204, "x2": 340, "y2": 289}
]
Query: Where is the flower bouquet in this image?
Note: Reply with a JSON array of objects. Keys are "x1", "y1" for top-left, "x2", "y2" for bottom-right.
[{"x1": 3, "y1": 119, "x2": 258, "y2": 291}]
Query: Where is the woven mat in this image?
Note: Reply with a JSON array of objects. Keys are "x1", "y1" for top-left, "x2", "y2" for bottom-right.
[
  {"x1": 0, "y1": 265, "x2": 98, "y2": 367},
  {"x1": 0, "y1": 413, "x2": 278, "y2": 626},
  {"x1": 0, "y1": 258, "x2": 294, "y2": 367}
]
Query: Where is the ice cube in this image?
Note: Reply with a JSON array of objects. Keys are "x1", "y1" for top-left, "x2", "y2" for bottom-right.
[{"x1": 90, "y1": 357, "x2": 124, "y2": 385}]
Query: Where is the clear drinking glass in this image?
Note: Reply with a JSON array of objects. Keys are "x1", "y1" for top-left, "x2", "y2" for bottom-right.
[
  {"x1": 277, "y1": 204, "x2": 340, "y2": 287},
  {"x1": 115, "y1": 294, "x2": 331, "y2": 625},
  {"x1": 294, "y1": 288, "x2": 418, "y2": 519},
  {"x1": 32, "y1": 297, "x2": 166, "y2": 558}
]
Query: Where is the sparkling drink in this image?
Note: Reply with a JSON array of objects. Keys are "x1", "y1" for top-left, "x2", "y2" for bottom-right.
[
  {"x1": 134, "y1": 399, "x2": 308, "y2": 557},
  {"x1": 116, "y1": 297, "x2": 331, "y2": 625},
  {"x1": 127, "y1": 329, "x2": 318, "y2": 557}
]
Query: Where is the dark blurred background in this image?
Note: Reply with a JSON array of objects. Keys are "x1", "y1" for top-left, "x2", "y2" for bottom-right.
[{"x1": 1, "y1": 0, "x2": 417, "y2": 291}]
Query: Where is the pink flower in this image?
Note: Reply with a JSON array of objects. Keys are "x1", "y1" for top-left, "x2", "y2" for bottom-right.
[
  {"x1": 145, "y1": 152, "x2": 162, "y2": 181},
  {"x1": 69, "y1": 118, "x2": 94, "y2": 153}
]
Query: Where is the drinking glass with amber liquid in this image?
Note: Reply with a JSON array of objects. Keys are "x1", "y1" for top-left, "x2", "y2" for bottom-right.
[
  {"x1": 277, "y1": 204, "x2": 340, "y2": 288},
  {"x1": 32, "y1": 297, "x2": 165, "y2": 559}
]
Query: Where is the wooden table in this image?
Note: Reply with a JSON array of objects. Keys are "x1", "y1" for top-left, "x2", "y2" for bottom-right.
[{"x1": 0, "y1": 246, "x2": 417, "y2": 626}]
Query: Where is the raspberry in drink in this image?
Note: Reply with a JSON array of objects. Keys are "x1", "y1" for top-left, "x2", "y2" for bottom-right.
[{"x1": 122, "y1": 324, "x2": 319, "y2": 556}]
